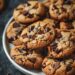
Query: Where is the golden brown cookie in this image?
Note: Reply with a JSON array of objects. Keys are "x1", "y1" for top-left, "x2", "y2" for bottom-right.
[
  {"x1": 10, "y1": 45, "x2": 43, "y2": 70},
  {"x1": 49, "y1": 1, "x2": 75, "y2": 20},
  {"x1": 6, "y1": 21, "x2": 25, "y2": 42},
  {"x1": 47, "y1": 29, "x2": 75, "y2": 58},
  {"x1": 13, "y1": 1, "x2": 46, "y2": 23},
  {"x1": 42, "y1": 57, "x2": 75, "y2": 75},
  {"x1": 20, "y1": 19, "x2": 55, "y2": 49}
]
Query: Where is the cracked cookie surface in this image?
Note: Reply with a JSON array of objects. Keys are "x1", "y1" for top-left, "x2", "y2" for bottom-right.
[
  {"x1": 10, "y1": 45, "x2": 43, "y2": 70},
  {"x1": 20, "y1": 19, "x2": 55, "y2": 49},
  {"x1": 42, "y1": 57, "x2": 75, "y2": 75},
  {"x1": 47, "y1": 29, "x2": 75, "y2": 58},
  {"x1": 6, "y1": 21, "x2": 25, "y2": 42},
  {"x1": 13, "y1": 1, "x2": 46, "y2": 23}
]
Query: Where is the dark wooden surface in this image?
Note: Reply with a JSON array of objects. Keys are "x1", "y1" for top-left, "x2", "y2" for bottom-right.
[{"x1": 0, "y1": 0, "x2": 28, "y2": 75}]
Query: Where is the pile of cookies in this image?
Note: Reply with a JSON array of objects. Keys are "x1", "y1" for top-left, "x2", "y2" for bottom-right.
[{"x1": 6, "y1": 0, "x2": 75, "y2": 75}]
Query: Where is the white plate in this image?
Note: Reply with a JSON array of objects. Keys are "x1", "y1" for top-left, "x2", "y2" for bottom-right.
[{"x1": 2, "y1": 17, "x2": 45, "y2": 75}]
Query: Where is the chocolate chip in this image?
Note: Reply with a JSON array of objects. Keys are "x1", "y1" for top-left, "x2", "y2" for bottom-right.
[
  {"x1": 38, "y1": 30, "x2": 44, "y2": 34},
  {"x1": 56, "y1": 33, "x2": 62, "y2": 38},
  {"x1": 29, "y1": 26, "x2": 35, "y2": 32},
  {"x1": 51, "y1": 42, "x2": 57, "y2": 48},
  {"x1": 66, "y1": 65, "x2": 72, "y2": 72},
  {"x1": 13, "y1": 22, "x2": 20, "y2": 28},
  {"x1": 33, "y1": 6, "x2": 38, "y2": 9},
  {"x1": 52, "y1": 62, "x2": 60, "y2": 69},
  {"x1": 23, "y1": 11, "x2": 29, "y2": 16},
  {"x1": 51, "y1": 42, "x2": 61, "y2": 54},
  {"x1": 65, "y1": 0, "x2": 72, "y2": 4},
  {"x1": 22, "y1": 34, "x2": 27, "y2": 38},
  {"x1": 27, "y1": 14, "x2": 34, "y2": 18},
  {"x1": 50, "y1": 32, "x2": 53, "y2": 35},
  {"x1": 53, "y1": 5, "x2": 58, "y2": 9},
  {"x1": 28, "y1": 58, "x2": 36, "y2": 63},
  {"x1": 27, "y1": 2, "x2": 31, "y2": 6},
  {"x1": 18, "y1": 48, "x2": 26, "y2": 53},
  {"x1": 42, "y1": 63, "x2": 46, "y2": 68},
  {"x1": 45, "y1": 27, "x2": 51, "y2": 32},
  {"x1": 28, "y1": 35, "x2": 33, "y2": 39},
  {"x1": 8, "y1": 37, "x2": 14, "y2": 42}
]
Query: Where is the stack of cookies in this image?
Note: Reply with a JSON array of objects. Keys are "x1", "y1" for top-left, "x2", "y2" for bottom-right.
[{"x1": 6, "y1": 0, "x2": 75, "y2": 75}]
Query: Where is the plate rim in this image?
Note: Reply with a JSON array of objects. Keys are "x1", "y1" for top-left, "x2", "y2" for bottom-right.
[{"x1": 2, "y1": 17, "x2": 44, "y2": 75}]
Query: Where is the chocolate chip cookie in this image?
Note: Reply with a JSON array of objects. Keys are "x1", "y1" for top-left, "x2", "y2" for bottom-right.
[
  {"x1": 60, "y1": 20, "x2": 75, "y2": 30},
  {"x1": 42, "y1": 57, "x2": 75, "y2": 75},
  {"x1": 47, "y1": 29, "x2": 75, "y2": 58},
  {"x1": 20, "y1": 19, "x2": 55, "y2": 49},
  {"x1": 49, "y1": 2, "x2": 75, "y2": 20},
  {"x1": 13, "y1": 1, "x2": 46, "y2": 23},
  {"x1": 43, "y1": 0, "x2": 64, "y2": 8},
  {"x1": 6, "y1": 21, "x2": 25, "y2": 42},
  {"x1": 10, "y1": 45, "x2": 43, "y2": 70}
]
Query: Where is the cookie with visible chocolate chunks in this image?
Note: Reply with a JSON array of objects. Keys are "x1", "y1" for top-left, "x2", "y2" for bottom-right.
[
  {"x1": 60, "y1": 20, "x2": 75, "y2": 30},
  {"x1": 43, "y1": 0, "x2": 64, "y2": 8},
  {"x1": 49, "y1": 1, "x2": 75, "y2": 20},
  {"x1": 13, "y1": 1, "x2": 46, "y2": 23},
  {"x1": 20, "y1": 19, "x2": 55, "y2": 49},
  {"x1": 42, "y1": 57, "x2": 75, "y2": 75},
  {"x1": 6, "y1": 21, "x2": 25, "y2": 42},
  {"x1": 47, "y1": 29, "x2": 75, "y2": 58},
  {"x1": 10, "y1": 45, "x2": 43, "y2": 70}
]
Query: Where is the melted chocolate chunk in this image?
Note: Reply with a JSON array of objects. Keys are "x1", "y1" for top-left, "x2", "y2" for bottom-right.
[
  {"x1": 18, "y1": 48, "x2": 26, "y2": 53},
  {"x1": 33, "y1": 6, "x2": 38, "y2": 9},
  {"x1": 51, "y1": 42, "x2": 57, "y2": 49},
  {"x1": 27, "y1": 14, "x2": 34, "y2": 18},
  {"x1": 29, "y1": 26, "x2": 35, "y2": 32},
  {"x1": 65, "y1": 0, "x2": 72, "y2": 4},
  {"x1": 52, "y1": 62, "x2": 60, "y2": 69},
  {"x1": 28, "y1": 34, "x2": 33, "y2": 39},
  {"x1": 28, "y1": 57, "x2": 36, "y2": 63},
  {"x1": 22, "y1": 34, "x2": 27, "y2": 38},
  {"x1": 38, "y1": 30, "x2": 44, "y2": 34},
  {"x1": 13, "y1": 22, "x2": 20, "y2": 28},
  {"x1": 27, "y1": 2, "x2": 31, "y2": 6},
  {"x1": 23, "y1": 11, "x2": 29, "y2": 16},
  {"x1": 55, "y1": 49, "x2": 61, "y2": 54},
  {"x1": 53, "y1": 5, "x2": 58, "y2": 9},
  {"x1": 66, "y1": 65, "x2": 72, "y2": 72},
  {"x1": 8, "y1": 37, "x2": 14, "y2": 42},
  {"x1": 45, "y1": 27, "x2": 51, "y2": 32}
]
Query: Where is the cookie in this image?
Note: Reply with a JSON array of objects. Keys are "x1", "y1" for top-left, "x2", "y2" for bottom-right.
[
  {"x1": 42, "y1": 57, "x2": 75, "y2": 75},
  {"x1": 10, "y1": 45, "x2": 43, "y2": 70},
  {"x1": 43, "y1": 0, "x2": 63, "y2": 8},
  {"x1": 47, "y1": 29, "x2": 75, "y2": 58},
  {"x1": 6, "y1": 21, "x2": 25, "y2": 42},
  {"x1": 60, "y1": 20, "x2": 75, "y2": 30},
  {"x1": 20, "y1": 19, "x2": 55, "y2": 49},
  {"x1": 0, "y1": 0, "x2": 4, "y2": 11},
  {"x1": 13, "y1": 1, "x2": 46, "y2": 23},
  {"x1": 49, "y1": 2, "x2": 75, "y2": 20}
]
